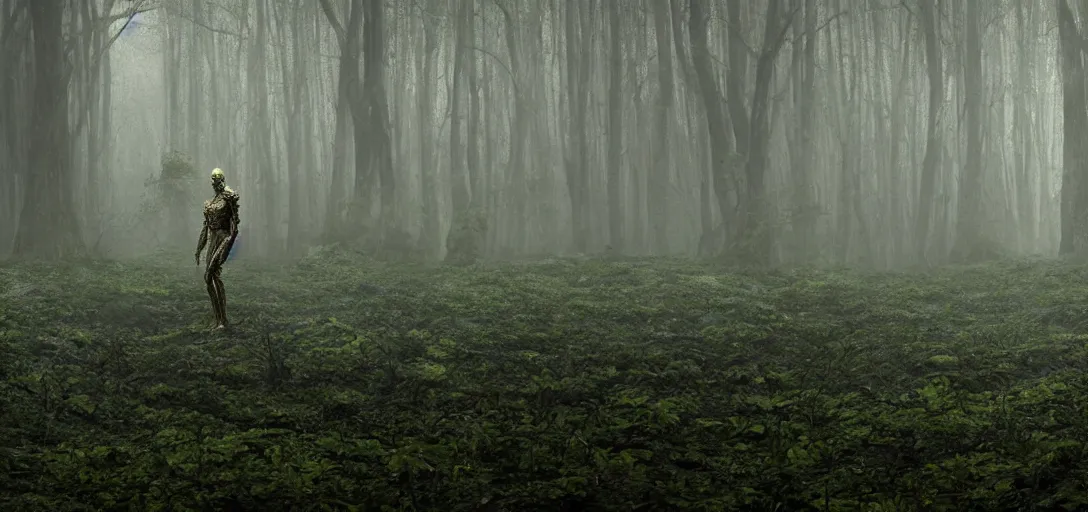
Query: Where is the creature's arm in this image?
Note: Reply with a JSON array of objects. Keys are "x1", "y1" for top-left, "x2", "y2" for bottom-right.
[
  {"x1": 218, "y1": 190, "x2": 241, "y2": 266},
  {"x1": 229, "y1": 190, "x2": 241, "y2": 232},
  {"x1": 195, "y1": 217, "x2": 208, "y2": 261}
]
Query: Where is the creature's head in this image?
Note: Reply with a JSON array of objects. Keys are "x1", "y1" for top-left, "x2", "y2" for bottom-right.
[{"x1": 210, "y1": 168, "x2": 226, "y2": 193}]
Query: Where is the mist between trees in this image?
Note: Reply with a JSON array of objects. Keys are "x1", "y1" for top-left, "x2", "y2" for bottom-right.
[{"x1": 0, "y1": 0, "x2": 1080, "y2": 267}]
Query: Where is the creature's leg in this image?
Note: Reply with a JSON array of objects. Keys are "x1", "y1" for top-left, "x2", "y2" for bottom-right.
[
  {"x1": 208, "y1": 242, "x2": 229, "y2": 328},
  {"x1": 204, "y1": 266, "x2": 220, "y2": 327},
  {"x1": 214, "y1": 274, "x2": 227, "y2": 327}
]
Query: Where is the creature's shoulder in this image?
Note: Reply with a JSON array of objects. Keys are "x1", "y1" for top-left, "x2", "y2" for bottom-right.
[{"x1": 223, "y1": 186, "x2": 240, "y2": 203}]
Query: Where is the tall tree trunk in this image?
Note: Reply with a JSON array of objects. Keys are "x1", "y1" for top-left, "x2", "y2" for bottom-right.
[
  {"x1": 318, "y1": 0, "x2": 362, "y2": 240},
  {"x1": 13, "y1": 0, "x2": 84, "y2": 259},
  {"x1": 247, "y1": 0, "x2": 276, "y2": 254},
  {"x1": 347, "y1": 0, "x2": 372, "y2": 233},
  {"x1": 791, "y1": 0, "x2": 817, "y2": 263},
  {"x1": 78, "y1": 1, "x2": 96, "y2": 232},
  {"x1": 190, "y1": 0, "x2": 204, "y2": 169},
  {"x1": 887, "y1": 12, "x2": 912, "y2": 265},
  {"x1": 916, "y1": 0, "x2": 943, "y2": 264},
  {"x1": 952, "y1": 0, "x2": 985, "y2": 261},
  {"x1": 630, "y1": 6, "x2": 648, "y2": 252},
  {"x1": 1058, "y1": 0, "x2": 1088, "y2": 254},
  {"x1": 279, "y1": 0, "x2": 308, "y2": 255},
  {"x1": 167, "y1": 10, "x2": 182, "y2": 151},
  {"x1": 419, "y1": 1, "x2": 440, "y2": 257},
  {"x1": 358, "y1": 0, "x2": 395, "y2": 243},
  {"x1": 832, "y1": 5, "x2": 856, "y2": 264},
  {"x1": 725, "y1": 1, "x2": 750, "y2": 160},
  {"x1": 446, "y1": 0, "x2": 469, "y2": 257},
  {"x1": 98, "y1": 1, "x2": 114, "y2": 222},
  {"x1": 1015, "y1": 0, "x2": 1036, "y2": 250},
  {"x1": 648, "y1": 0, "x2": 673, "y2": 254},
  {"x1": 741, "y1": 0, "x2": 794, "y2": 264},
  {"x1": 608, "y1": 0, "x2": 624, "y2": 253},
  {"x1": 564, "y1": 1, "x2": 590, "y2": 253},
  {"x1": 466, "y1": 0, "x2": 481, "y2": 208},
  {"x1": 497, "y1": 1, "x2": 530, "y2": 253},
  {"x1": 690, "y1": 0, "x2": 735, "y2": 253}
]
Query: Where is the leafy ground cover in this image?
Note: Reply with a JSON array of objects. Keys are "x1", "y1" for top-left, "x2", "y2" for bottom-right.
[{"x1": 3, "y1": 249, "x2": 1088, "y2": 511}]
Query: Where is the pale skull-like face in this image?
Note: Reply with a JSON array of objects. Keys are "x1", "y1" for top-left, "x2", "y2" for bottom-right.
[{"x1": 211, "y1": 169, "x2": 225, "y2": 193}]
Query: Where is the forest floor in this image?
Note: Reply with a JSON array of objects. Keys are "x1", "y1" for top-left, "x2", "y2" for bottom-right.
[{"x1": 3, "y1": 248, "x2": 1088, "y2": 511}]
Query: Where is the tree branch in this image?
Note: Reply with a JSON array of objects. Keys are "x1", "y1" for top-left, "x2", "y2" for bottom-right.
[
  {"x1": 787, "y1": 9, "x2": 848, "y2": 46},
  {"x1": 65, "y1": 0, "x2": 149, "y2": 89},
  {"x1": 317, "y1": 0, "x2": 346, "y2": 44},
  {"x1": 409, "y1": 0, "x2": 444, "y2": 20},
  {"x1": 464, "y1": 45, "x2": 513, "y2": 83},
  {"x1": 65, "y1": 6, "x2": 156, "y2": 44},
  {"x1": 765, "y1": 4, "x2": 803, "y2": 59},
  {"x1": 170, "y1": 5, "x2": 242, "y2": 38},
  {"x1": 93, "y1": 0, "x2": 149, "y2": 64}
]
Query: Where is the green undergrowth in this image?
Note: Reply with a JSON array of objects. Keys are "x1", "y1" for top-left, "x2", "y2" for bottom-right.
[{"x1": 3, "y1": 250, "x2": 1088, "y2": 510}]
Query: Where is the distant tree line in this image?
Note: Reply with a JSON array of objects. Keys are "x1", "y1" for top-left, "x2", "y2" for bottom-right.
[{"x1": 0, "y1": 0, "x2": 1076, "y2": 268}]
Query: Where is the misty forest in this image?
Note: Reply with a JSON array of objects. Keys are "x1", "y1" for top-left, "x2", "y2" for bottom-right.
[{"x1": 9, "y1": 0, "x2": 1088, "y2": 509}]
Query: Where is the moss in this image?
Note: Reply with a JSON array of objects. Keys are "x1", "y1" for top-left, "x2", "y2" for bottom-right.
[{"x1": 3, "y1": 252, "x2": 1088, "y2": 510}]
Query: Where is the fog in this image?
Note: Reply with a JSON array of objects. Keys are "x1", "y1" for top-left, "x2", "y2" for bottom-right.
[
  {"x1": 0, "y1": 0, "x2": 1075, "y2": 267},
  {"x1": 10, "y1": 3, "x2": 1088, "y2": 508}
]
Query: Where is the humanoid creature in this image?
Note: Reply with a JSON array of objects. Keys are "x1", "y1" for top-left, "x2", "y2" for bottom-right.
[{"x1": 195, "y1": 168, "x2": 240, "y2": 329}]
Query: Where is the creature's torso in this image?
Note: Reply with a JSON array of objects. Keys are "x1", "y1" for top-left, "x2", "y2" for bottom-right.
[{"x1": 203, "y1": 187, "x2": 239, "y2": 231}]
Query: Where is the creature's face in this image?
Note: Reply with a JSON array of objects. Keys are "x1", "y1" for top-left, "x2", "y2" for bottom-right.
[{"x1": 210, "y1": 169, "x2": 225, "y2": 193}]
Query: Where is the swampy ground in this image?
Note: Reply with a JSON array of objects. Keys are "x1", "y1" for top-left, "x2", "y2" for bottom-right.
[{"x1": 3, "y1": 248, "x2": 1088, "y2": 511}]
